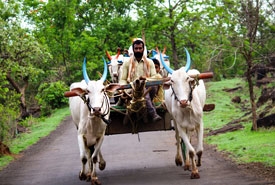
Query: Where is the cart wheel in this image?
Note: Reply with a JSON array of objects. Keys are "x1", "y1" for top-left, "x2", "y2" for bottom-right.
[{"x1": 180, "y1": 139, "x2": 187, "y2": 161}]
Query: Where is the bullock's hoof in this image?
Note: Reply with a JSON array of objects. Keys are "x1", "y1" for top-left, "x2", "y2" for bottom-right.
[
  {"x1": 99, "y1": 161, "x2": 106, "y2": 171},
  {"x1": 91, "y1": 178, "x2": 101, "y2": 185},
  {"x1": 184, "y1": 164, "x2": 190, "y2": 171},
  {"x1": 175, "y1": 157, "x2": 183, "y2": 166},
  {"x1": 79, "y1": 171, "x2": 87, "y2": 181},
  {"x1": 190, "y1": 172, "x2": 200, "y2": 179}
]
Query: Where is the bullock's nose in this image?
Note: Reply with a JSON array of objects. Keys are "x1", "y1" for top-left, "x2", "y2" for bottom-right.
[
  {"x1": 179, "y1": 100, "x2": 188, "y2": 108},
  {"x1": 113, "y1": 73, "x2": 118, "y2": 77},
  {"x1": 92, "y1": 107, "x2": 101, "y2": 115}
]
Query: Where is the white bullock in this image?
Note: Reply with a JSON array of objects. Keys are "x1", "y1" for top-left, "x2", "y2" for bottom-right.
[
  {"x1": 66, "y1": 58, "x2": 120, "y2": 185},
  {"x1": 106, "y1": 49, "x2": 129, "y2": 83},
  {"x1": 161, "y1": 49, "x2": 206, "y2": 179}
]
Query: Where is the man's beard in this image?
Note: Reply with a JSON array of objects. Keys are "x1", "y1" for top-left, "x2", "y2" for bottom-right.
[{"x1": 134, "y1": 52, "x2": 143, "y2": 58}]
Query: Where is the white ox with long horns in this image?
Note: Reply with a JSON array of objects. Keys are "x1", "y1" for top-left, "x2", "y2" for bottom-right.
[
  {"x1": 105, "y1": 48, "x2": 129, "y2": 83},
  {"x1": 161, "y1": 49, "x2": 206, "y2": 179},
  {"x1": 66, "y1": 58, "x2": 120, "y2": 185}
]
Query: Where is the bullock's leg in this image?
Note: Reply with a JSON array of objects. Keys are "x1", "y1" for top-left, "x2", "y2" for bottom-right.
[
  {"x1": 176, "y1": 125, "x2": 190, "y2": 171},
  {"x1": 78, "y1": 134, "x2": 88, "y2": 180},
  {"x1": 85, "y1": 145, "x2": 95, "y2": 182},
  {"x1": 178, "y1": 127, "x2": 199, "y2": 179},
  {"x1": 183, "y1": 130, "x2": 191, "y2": 171},
  {"x1": 98, "y1": 150, "x2": 106, "y2": 171},
  {"x1": 195, "y1": 120, "x2": 204, "y2": 167},
  {"x1": 91, "y1": 137, "x2": 105, "y2": 185},
  {"x1": 174, "y1": 121, "x2": 183, "y2": 166}
]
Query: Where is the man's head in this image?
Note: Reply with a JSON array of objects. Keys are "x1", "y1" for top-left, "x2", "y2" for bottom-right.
[
  {"x1": 132, "y1": 38, "x2": 144, "y2": 60},
  {"x1": 152, "y1": 58, "x2": 160, "y2": 73}
]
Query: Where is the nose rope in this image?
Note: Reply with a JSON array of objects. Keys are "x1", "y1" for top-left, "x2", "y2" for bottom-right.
[
  {"x1": 188, "y1": 82, "x2": 194, "y2": 102},
  {"x1": 171, "y1": 83, "x2": 193, "y2": 105},
  {"x1": 100, "y1": 93, "x2": 111, "y2": 125},
  {"x1": 82, "y1": 93, "x2": 111, "y2": 125}
]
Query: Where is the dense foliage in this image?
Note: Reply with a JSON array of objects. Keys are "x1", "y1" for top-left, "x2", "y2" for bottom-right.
[
  {"x1": 0, "y1": 0, "x2": 275, "y2": 142},
  {"x1": 35, "y1": 81, "x2": 68, "y2": 116}
]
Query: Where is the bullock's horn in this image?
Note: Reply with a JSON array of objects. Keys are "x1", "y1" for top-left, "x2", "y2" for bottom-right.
[
  {"x1": 162, "y1": 46, "x2": 166, "y2": 54},
  {"x1": 101, "y1": 56, "x2": 108, "y2": 82},
  {"x1": 105, "y1": 50, "x2": 112, "y2": 61},
  {"x1": 160, "y1": 52, "x2": 174, "y2": 74},
  {"x1": 160, "y1": 47, "x2": 191, "y2": 74},
  {"x1": 116, "y1": 48, "x2": 121, "y2": 59},
  {"x1": 184, "y1": 47, "x2": 191, "y2": 72},
  {"x1": 82, "y1": 57, "x2": 90, "y2": 84}
]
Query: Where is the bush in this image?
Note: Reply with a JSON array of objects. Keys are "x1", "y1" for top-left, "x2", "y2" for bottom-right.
[{"x1": 36, "y1": 81, "x2": 69, "y2": 116}]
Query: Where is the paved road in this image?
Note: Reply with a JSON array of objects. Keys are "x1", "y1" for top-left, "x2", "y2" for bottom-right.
[{"x1": 0, "y1": 116, "x2": 273, "y2": 185}]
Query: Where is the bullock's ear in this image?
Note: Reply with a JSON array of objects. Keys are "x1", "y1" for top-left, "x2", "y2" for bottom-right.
[
  {"x1": 188, "y1": 77, "x2": 199, "y2": 87},
  {"x1": 64, "y1": 88, "x2": 86, "y2": 97},
  {"x1": 105, "y1": 83, "x2": 121, "y2": 93},
  {"x1": 163, "y1": 81, "x2": 172, "y2": 90}
]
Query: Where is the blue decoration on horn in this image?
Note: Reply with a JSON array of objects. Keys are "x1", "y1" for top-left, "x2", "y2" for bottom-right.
[
  {"x1": 161, "y1": 48, "x2": 192, "y2": 74},
  {"x1": 101, "y1": 56, "x2": 108, "y2": 82},
  {"x1": 160, "y1": 52, "x2": 174, "y2": 74},
  {"x1": 151, "y1": 49, "x2": 158, "y2": 57},
  {"x1": 82, "y1": 57, "x2": 90, "y2": 84},
  {"x1": 184, "y1": 47, "x2": 191, "y2": 72}
]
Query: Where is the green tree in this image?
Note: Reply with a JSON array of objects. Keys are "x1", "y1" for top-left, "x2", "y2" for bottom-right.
[{"x1": 0, "y1": 21, "x2": 51, "y2": 119}]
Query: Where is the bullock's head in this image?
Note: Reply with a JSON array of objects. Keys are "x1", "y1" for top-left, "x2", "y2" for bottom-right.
[
  {"x1": 105, "y1": 49, "x2": 124, "y2": 83},
  {"x1": 162, "y1": 48, "x2": 196, "y2": 108},
  {"x1": 83, "y1": 57, "x2": 121, "y2": 116},
  {"x1": 66, "y1": 58, "x2": 120, "y2": 117},
  {"x1": 164, "y1": 68, "x2": 199, "y2": 108}
]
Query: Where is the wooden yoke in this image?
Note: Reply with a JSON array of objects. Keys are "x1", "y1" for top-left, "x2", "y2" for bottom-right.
[
  {"x1": 64, "y1": 72, "x2": 214, "y2": 97},
  {"x1": 189, "y1": 72, "x2": 214, "y2": 80},
  {"x1": 117, "y1": 72, "x2": 214, "y2": 90}
]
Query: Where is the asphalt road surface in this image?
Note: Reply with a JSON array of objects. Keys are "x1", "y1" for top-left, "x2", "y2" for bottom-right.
[{"x1": 0, "y1": 116, "x2": 273, "y2": 185}]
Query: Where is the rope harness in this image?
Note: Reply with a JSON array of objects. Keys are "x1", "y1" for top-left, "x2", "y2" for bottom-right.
[
  {"x1": 81, "y1": 92, "x2": 111, "y2": 125},
  {"x1": 127, "y1": 81, "x2": 146, "y2": 113},
  {"x1": 124, "y1": 80, "x2": 147, "y2": 134},
  {"x1": 171, "y1": 78, "x2": 199, "y2": 105}
]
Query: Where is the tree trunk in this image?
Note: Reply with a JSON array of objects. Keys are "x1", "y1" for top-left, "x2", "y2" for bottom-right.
[
  {"x1": 246, "y1": 59, "x2": 258, "y2": 131},
  {"x1": 241, "y1": 0, "x2": 260, "y2": 131},
  {"x1": 6, "y1": 74, "x2": 30, "y2": 119},
  {"x1": 168, "y1": 0, "x2": 179, "y2": 69}
]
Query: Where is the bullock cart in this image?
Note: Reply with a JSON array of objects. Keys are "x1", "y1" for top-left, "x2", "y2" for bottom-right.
[
  {"x1": 64, "y1": 56, "x2": 214, "y2": 182},
  {"x1": 105, "y1": 79, "x2": 172, "y2": 135},
  {"x1": 104, "y1": 72, "x2": 214, "y2": 136}
]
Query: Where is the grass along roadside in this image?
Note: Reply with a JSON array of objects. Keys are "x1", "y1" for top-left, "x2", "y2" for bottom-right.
[
  {"x1": 204, "y1": 78, "x2": 275, "y2": 167},
  {"x1": 0, "y1": 107, "x2": 70, "y2": 170}
]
